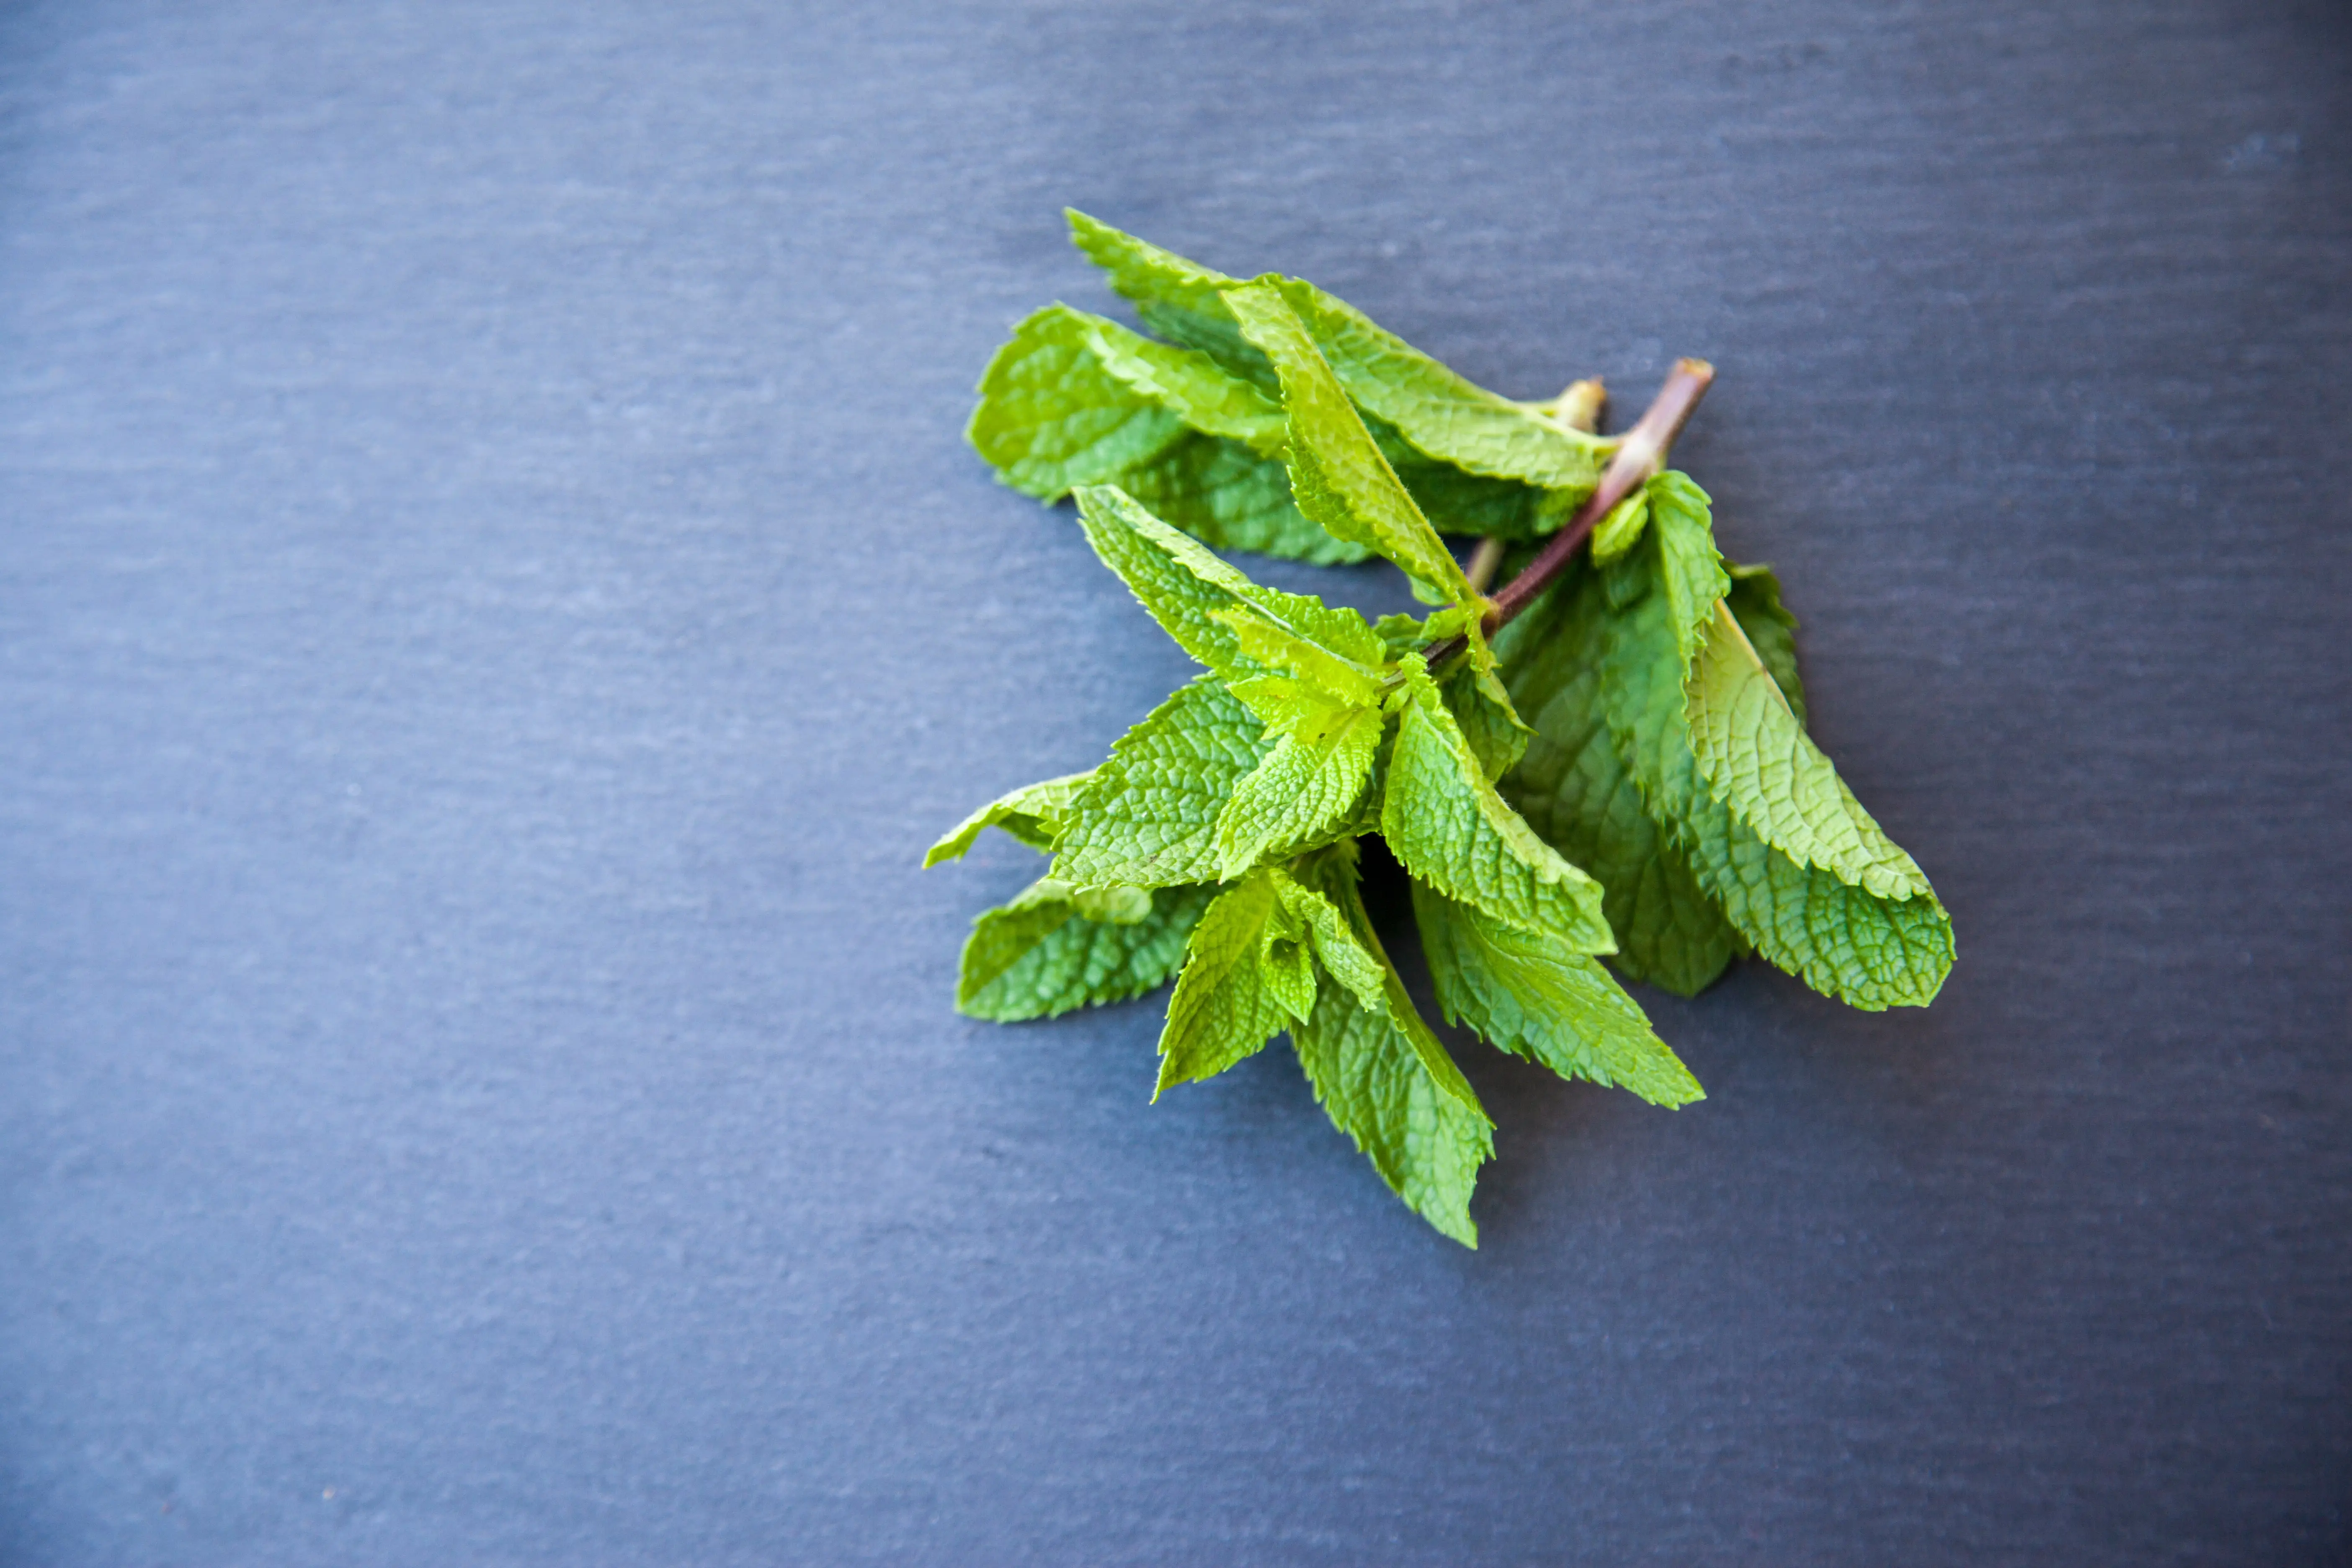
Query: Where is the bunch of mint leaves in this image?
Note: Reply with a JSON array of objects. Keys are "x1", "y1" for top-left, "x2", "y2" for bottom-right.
[{"x1": 925, "y1": 212, "x2": 1952, "y2": 1246}]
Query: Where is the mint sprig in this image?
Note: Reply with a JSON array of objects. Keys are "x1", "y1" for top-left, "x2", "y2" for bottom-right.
[{"x1": 931, "y1": 214, "x2": 1954, "y2": 1245}]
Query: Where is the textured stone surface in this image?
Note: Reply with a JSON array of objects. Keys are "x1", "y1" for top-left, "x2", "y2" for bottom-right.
[{"x1": 1, "y1": 0, "x2": 2345, "y2": 1561}]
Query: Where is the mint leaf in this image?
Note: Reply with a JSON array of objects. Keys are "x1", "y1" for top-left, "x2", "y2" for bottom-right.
[
  {"x1": 1686, "y1": 600, "x2": 1934, "y2": 901},
  {"x1": 1063, "y1": 212, "x2": 1606, "y2": 500},
  {"x1": 923, "y1": 771, "x2": 1093, "y2": 867},
  {"x1": 1223, "y1": 281, "x2": 1475, "y2": 603},
  {"x1": 968, "y1": 305, "x2": 1186, "y2": 500},
  {"x1": 1211, "y1": 695, "x2": 1385, "y2": 879},
  {"x1": 1272, "y1": 276, "x2": 1607, "y2": 493},
  {"x1": 1646, "y1": 470, "x2": 1732, "y2": 673},
  {"x1": 1587, "y1": 489, "x2": 1650, "y2": 567},
  {"x1": 1601, "y1": 547, "x2": 1953, "y2": 1009},
  {"x1": 1156, "y1": 871, "x2": 1299, "y2": 1093},
  {"x1": 1288, "y1": 847, "x2": 1492, "y2": 1245},
  {"x1": 1299, "y1": 844, "x2": 1488, "y2": 1119},
  {"x1": 1292, "y1": 974, "x2": 1492, "y2": 1248},
  {"x1": 1111, "y1": 436, "x2": 1363, "y2": 562},
  {"x1": 1270, "y1": 859, "x2": 1389, "y2": 1006},
  {"x1": 1411, "y1": 879, "x2": 1703, "y2": 1108},
  {"x1": 1054, "y1": 675, "x2": 1274, "y2": 890},
  {"x1": 1074, "y1": 485, "x2": 1389, "y2": 689},
  {"x1": 970, "y1": 304, "x2": 1352, "y2": 564},
  {"x1": 1380, "y1": 661, "x2": 1615, "y2": 953},
  {"x1": 1065, "y1": 209, "x2": 1271, "y2": 385},
  {"x1": 1723, "y1": 561, "x2": 1805, "y2": 724},
  {"x1": 1078, "y1": 308, "x2": 1285, "y2": 453},
  {"x1": 958, "y1": 880, "x2": 1215, "y2": 1021},
  {"x1": 1495, "y1": 563, "x2": 1738, "y2": 995}
]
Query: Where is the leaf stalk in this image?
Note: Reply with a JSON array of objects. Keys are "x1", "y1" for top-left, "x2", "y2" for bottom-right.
[{"x1": 1423, "y1": 358, "x2": 1714, "y2": 670}]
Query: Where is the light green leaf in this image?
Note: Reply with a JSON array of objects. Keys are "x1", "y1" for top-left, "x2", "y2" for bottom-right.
[
  {"x1": 1062, "y1": 213, "x2": 1607, "y2": 499},
  {"x1": 1587, "y1": 490, "x2": 1650, "y2": 567},
  {"x1": 1724, "y1": 561, "x2": 1805, "y2": 723},
  {"x1": 1074, "y1": 485, "x2": 1390, "y2": 689},
  {"x1": 1054, "y1": 675, "x2": 1274, "y2": 890},
  {"x1": 958, "y1": 881, "x2": 1214, "y2": 1021},
  {"x1": 1300, "y1": 846, "x2": 1488, "y2": 1119},
  {"x1": 1156, "y1": 872, "x2": 1297, "y2": 1093},
  {"x1": 1224, "y1": 281, "x2": 1474, "y2": 603},
  {"x1": 1372, "y1": 411, "x2": 1567, "y2": 541},
  {"x1": 923, "y1": 771, "x2": 1093, "y2": 867},
  {"x1": 1292, "y1": 965, "x2": 1491, "y2": 1248},
  {"x1": 1380, "y1": 662, "x2": 1615, "y2": 954},
  {"x1": 1411, "y1": 880, "x2": 1703, "y2": 1108},
  {"x1": 1212, "y1": 697, "x2": 1385, "y2": 879},
  {"x1": 1216, "y1": 611, "x2": 1382, "y2": 707},
  {"x1": 1108, "y1": 434, "x2": 1363, "y2": 563},
  {"x1": 968, "y1": 305, "x2": 1187, "y2": 499},
  {"x1": 1065, "y1": 209, "x2": 1271, "y2": 385},
  {"x1": 1272, "y1": 276, "x2": 1608, "y2": 493},
  {"x1": 1270, "y1": 860, "x2": 1388, "y2": 1006},
  {"x1": 1495, "y1": 564, "x2": 1738, "y2": 995},
  {"x1": 1687, "y1": 602, "x2": 1933, "y2": 900},
  {"x1": 1601, "y1": 547, "x2": 1953, "y2": 1009},
  {"x1": 1078, "y1": 310, "x2": 1285, "y2": 454},
  {"x1": 1647, "y1": 470, "x2": 1732, "y2": 674}
]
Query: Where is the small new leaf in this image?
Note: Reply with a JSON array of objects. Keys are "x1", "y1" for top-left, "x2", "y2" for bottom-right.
[{"x1": 1212, "y1": 696, "x2": 1385, "y2": 879}]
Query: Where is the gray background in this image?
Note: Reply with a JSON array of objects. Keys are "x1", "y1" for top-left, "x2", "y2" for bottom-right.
[{"x1": 2, "y1": 0, "x2": 2346, "y2": 1562}]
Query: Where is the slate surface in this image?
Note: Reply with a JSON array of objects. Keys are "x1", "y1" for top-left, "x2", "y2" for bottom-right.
[{"x1": 2, "y1": 1, "x2": 2347, "y2": 1562}]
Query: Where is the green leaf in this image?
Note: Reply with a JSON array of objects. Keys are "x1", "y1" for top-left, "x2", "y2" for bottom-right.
[
  {"x1": 1272, "y1": 276, "x2": 1608, "y2": 493},
  {"x1": 1724, "y1": 561, "x2": 1805, "y2": 724},
  {"x1": 1074, "y1": 485, "x2": 1390, "y2": 689},
  {"x1": 1156, "y1": 872, "x2": 1297, "y2": 1093},
  {"x1": 1224, "y1": 281, "x2": 1474, "y2": 603},
  {"x1": 1062, "y1": 213, "x2": 1607, "y2": 498},
  {"x1": 1212, "y1": 696, "x2": 1385, "y2": 879},
  {"x1": 1065, "y1": 209, "x2": 1271, "y2": 385},
  {"x1": 1686, "y1": 601, "x2": 1933, "y2": 900},
  {"x1": 1292, "y1": 975, "x2": 1493, "y2": 1247},
  {"x1": 1054, "y1": 675, "x2": 1275, "y2": 890},
  {"x1": 1270, "y1": 859, "x2": 1388, "y2": 1006},
  {"x1": 923, "y1": 771, "x2": 1093, "y2": 867},
  {"x1": 970, "y1": 300, "x2": 1351, "y2": 565},
  {"x1": 1372, "y1": 412, "x2": 1566, "y2": 541},
  {"x1": 1411, "y1": 879, "x2": 1703, "y2": 1108},
  {"x1": 968, "y1": 305, "x2": 1189, "y2": 500},
  {"x1": 1078, "y1": 309, "x2": 1285, "y2": 454},
  {"x1": 1108, "y1": 434, "x2": 1364, "y2": 564},
  {"x1": 1288, "y1": 848, "x2": 1492, "y2": 1245},
  {"x1": 1380, "y1": 662, "x2": 1615, "y2": 954},
  {"x1": 1587, "y1": 490, "x2": 1650, "y2": 567},
  {"x1": 1495, "y1": 564, "x2": 1738, "y2": 995},
  {"x1": 1601, "y1": 546, "x2": 1953, "y2": 1010},
  {"x1": 1434, "y1": 618, "x2": 1530, "y2": 785},
  {"x1": 958, "y1": 880, "x2": 1215, "y2": 1021},
  {"x1": 1645, "y1": 470, "x2": 1731, "y2": 674},
  {"x1": 1291, "y1": 961, "x2": 1491, "y2": 1247}
]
